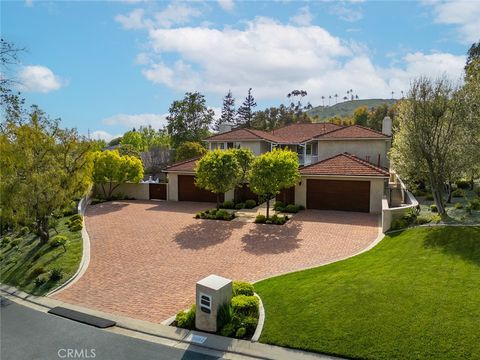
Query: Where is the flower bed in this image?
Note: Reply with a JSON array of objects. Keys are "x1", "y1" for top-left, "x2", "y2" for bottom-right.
[
  {"x1": 254, "y1": 214, "x2": 289, "y2": 225},
  {"x1": 195, "y1": 208, "x2": 235, "y2": 221}
]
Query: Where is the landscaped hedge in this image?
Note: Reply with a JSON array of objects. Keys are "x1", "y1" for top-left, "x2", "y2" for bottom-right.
[
  {"x1": 273, "y1": 201, "x2": 305, "y2": 213},
  {"x1": 195, "y1": 209, "x2": 235, "y2": 221},
  {"x1": 255, "y1": 214, "x2": 289, "y2": 225}
]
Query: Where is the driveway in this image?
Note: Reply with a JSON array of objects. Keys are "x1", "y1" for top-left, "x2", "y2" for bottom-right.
[{"x1": 53, "y1": 201, "x2": 379, "y2": 323}]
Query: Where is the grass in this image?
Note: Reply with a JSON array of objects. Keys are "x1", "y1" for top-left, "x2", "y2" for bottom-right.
[
  {"x1": 255, "y1": 226, "x2": 480, "y2": 360},
  {"x1": 0, "y1": 216, "x2": 83, "y2": 296}
]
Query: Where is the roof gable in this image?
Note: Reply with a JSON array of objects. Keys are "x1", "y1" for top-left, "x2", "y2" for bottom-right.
[
  {"x1": 163, "y1": 157, "x2": 198, "y2": 173},
  {"x1": 299, "y1": 153, "x2": 389, "y2": 177}
]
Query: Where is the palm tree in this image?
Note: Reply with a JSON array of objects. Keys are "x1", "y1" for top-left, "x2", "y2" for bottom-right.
[
  {"x1": 321, "y1": 95, "x2": 325, "y2": 107},
  {"x1": 343, "y1": 96, "x2": 348, "y2": 101},
  {"x1": 350, "y1": 89, "x2": 353, "y2": 100},
  {"x1": 355, "y1": 94, "x2": 359, "y2": 100},
  {"x1": 391, "y1": 91, "x2": 395, "y2": 99},
  {"x1": 334, "y1": 93, "x2": 338, "y2": 104},
  {"x1": 401, "y1": 90, "x2": 404, "y2": 99},
  {"x1": 328, "y1": 95, "x2": 332, "y2": 106}
]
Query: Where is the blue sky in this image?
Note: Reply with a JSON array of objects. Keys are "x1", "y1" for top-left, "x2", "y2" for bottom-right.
[{"x1": 2, "y1": 0, "x2": 479, "y2": 141}]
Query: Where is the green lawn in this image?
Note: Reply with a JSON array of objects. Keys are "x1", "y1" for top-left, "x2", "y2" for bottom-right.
[
  {"x1": 0, "y1": 216, "x2": 83, "y2": 295},
  {"x1": 255, "y1": 226, "x2": 480, "y2": 360}
]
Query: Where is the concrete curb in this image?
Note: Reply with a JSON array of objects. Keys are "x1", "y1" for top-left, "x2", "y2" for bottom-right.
[
  {"x1": 251, "y1": 293, "x2": 265, "y2": 342},
  {"x1": 0, "y1": 284, "x2": 340, "y2": 360},
  {"x1": 47, "y1": 196, "x2": 91, "y2": 297}
]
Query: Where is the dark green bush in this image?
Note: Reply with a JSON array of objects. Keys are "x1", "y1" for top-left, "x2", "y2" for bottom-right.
[
  {"x1": 469, "y1": 198, "x2": 480, "y2": 210},
  {"x1": 233, "y1": 281, "x2": 255, "y2": 296},
  {"x1": 390, "y1": 219, "x2": 408, "y2": 231},
  {"x1": 425, "y1": 194, "x2": 434, "y2": 201},
  {"x1": 240, "y1": 316, "x2": 258, "y2": 336},
  {"x1": 244, "y1": 200, "x2": 256, "y2": 209},
  {"x1": 216, "y1": 209, "x2": 234, "y2": 220},
  {"x1": 430, "y1": 204, "x2": 438, "y2": 212},
  {"x1": 69, "y1": 214, "x2": 83, "y2": 223},
  {"x1": 298, "y1": 205, "x2": 305, "y2": 210},
  {"x1": 235, "y1": 203, "x2": 245, "y2": 210},
  {"x1": 62, "y1": 200, "x2": 78, "y2": 216},
  {"x1": 220, "y1": 323, "x2": 236, "y2": 337},
  {"x1": 1, "y1": 236, "x2": 11, "y2": 247},
  {"x1": 235, "y1": 327, "x2": 246, "y2": 338},
  {"x1": 33, "y1": 276, "x2": 46, "y2": 287},
  {"x1": 273, "y1": 201, "x2": 284, "y2": 211},
  {"x1": 19, "y1": 226, "x2": 30, "y2": 236},
  {"x1": 49, "y1": 268, "x2": 63, "y2": 281},
  {"x1": 255, "y1": 214, "x2": 266, "y2": 223},
  {"x1": 10, "y1": 239, "x2": 21, "y2": 247},
  {"x1": 220, "y1": 200, "x2": 235, "y2": 209},
  {"x1": 49, "y1": 235, "x2": 67, "y2": 248},
  {"x1": 175, "y1": 305, "x2": 196, "y2": 330},
  {"x1": 454, "y1": 203, "x2": 464, "y2": 209},
  {"x1": 30, "y1": 267, "x2": 45, "y2": 279},
  {"x1": 452, "y1": 188, "x2": 466, "y2": 198},
  {"x1": 415, "y1": 215, "x2": 431, "y2": 225},
  {"x1": 69, "y1": 223, "x2": 83, "y2": 232},
  {"x1": 232, "y1": 295, "x2": 259, "y2": 317},
  {"x1": 284, "y1": 204, "x2": 300, "y2": 213},
  {"x1": 455, "y1": 180, "x2": 470, "y2": 189},
  {"x1": 217, "y1": 302, "x2": 234, "y2": 329}
]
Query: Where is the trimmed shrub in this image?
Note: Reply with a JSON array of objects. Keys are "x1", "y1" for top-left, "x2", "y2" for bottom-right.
[
  {"x1": 1, "y1": 236, "x2": 12, "y2": 247},
  {"x1": 49, "y1": 235, "x2": 67, "y2": 249},
  {"x1": 49, "y1": 268, "x2": 63, "y2": 281},
  {"x1": 175, "y1": 305, "x2": 196, "y2": 330},
  {"x1": 244, "y1": 200, "x2": 256, "y2": 209},
  {"x1": 273, "y1": 201, "x2": 284, "y2": 211},
  {"x1": 69, "y1": 214, "x2": 83, "y2": 223},
  {"x1": 19, "y1": 226, "x2": 30, "y2": 236},
  {"x1": 415, "y1": 215, "x2": 431, "y2": 225},
  {"x1": 454, "y1": 203, "x2": 464, "y2": 209},
  {"x1": 62, "y1": 200, "x2": 78, "y2": 216},
  {"x1": 10, "y1": 239, "x2": 21, "y2": 247},
  {"x1": 34, "y1": 276, "x2": 47, "y2": 287},
  {"x1": 431, "y1": 214, "x2": 442, "y2": 223},
  {"x1": 220, "y1": 200, "x2": 235, "y2": 209},
  {"x1": 241, "y1": 316, "x2": 258, "y2": 336},
  {"x1": 69, "y1": 223, "x2": 83, "y2": 232},
  {"x1": 235, "y1": 203, "x2": 245, "y2": 210},
  {"x1": 425, "y1": 194, "x2": 434, "y2": 201},
  {"x1": 30, "y1": 267, "x2": 45, "y2": 279},
  {"x1": 452, "y1": 188, "x2": 466, "y2": 198},
  {"x1": 254, "y1": 214, "x2": 266, "y2": 223},
  {"x1": 469, "y1": 198, "x2": 480, "y2": 210},
  {"x1": 232, "y1": 295, "x2": 259, "y2": 317},
  {"x1": 220, "y1": 323, "x2": 236, "y2": 337},
  {"x1": 430, "y1": 204, "x2": 438, "y2": 212},
  {"x1": 455, "y1": 180, "x2": 470, "y2": 189},
  {"x1": 284, "y1": 204, "x2": 300, "y2": 213},
  {"x1": 390, "y1": 219, "x2": 408, "y2": 231},
  {"x1": 233, "y1": 281, "x2": 255, "y2": 297},
  {"x1": 403, "y1": 208, "x2": 419, "y2": 224},
  {"x1": 235, "y1": 327, "x2": 247, "y2": 338},
  {"x1": 216, "y1": 209, "x2": 234, "y2": 220}
]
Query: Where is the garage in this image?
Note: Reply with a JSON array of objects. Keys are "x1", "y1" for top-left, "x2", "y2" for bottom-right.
[
  {"x1": 178, "y1": 175, "x2": 224, "y2": 203},
  {"x1": 307, "y1": 179, "x2": 370, "y2": 212}
]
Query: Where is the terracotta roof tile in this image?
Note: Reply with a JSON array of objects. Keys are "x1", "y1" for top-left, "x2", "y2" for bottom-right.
[
  {"x1": 163, "y1": 157, "x2": 198, "y2": 173},
  {"x1": 317, "y1": 125, "x2": 390, "y2": 139},
  {"x1": 270, "y1": 123, "x2": 342, "y2": 143},
  {"x1": 299, "y1": 153, "x2": 389, "y2": 177},
  {"x1": 205, "y1": 128, "x2": 284, "y2": 143}
]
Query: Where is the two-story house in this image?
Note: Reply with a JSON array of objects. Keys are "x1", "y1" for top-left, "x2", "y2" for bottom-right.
[{"x1": 164, "y1": 118, "x2": 392, "y2": 214}]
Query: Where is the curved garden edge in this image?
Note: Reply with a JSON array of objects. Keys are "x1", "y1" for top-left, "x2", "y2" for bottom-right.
[{"x1": 47, "y1": 196, "x2": 91, "y2": 297}]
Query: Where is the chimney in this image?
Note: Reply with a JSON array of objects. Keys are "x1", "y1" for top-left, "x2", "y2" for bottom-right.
[
  {"x1": 382, "y1": 116, "x2": 392, "y2": 136},
  {"x1": 218, "y1": 123, "x2": 234, "y2": 134}
]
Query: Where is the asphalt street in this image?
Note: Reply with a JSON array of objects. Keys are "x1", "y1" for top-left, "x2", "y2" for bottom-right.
[{"x1": 0, "y1": 297, "x2": 222, "y2": 360}]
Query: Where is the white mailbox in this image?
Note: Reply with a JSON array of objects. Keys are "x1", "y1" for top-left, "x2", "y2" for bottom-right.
[{"x1": 195, "y1": 275, "x2": 232, "y2": 332}]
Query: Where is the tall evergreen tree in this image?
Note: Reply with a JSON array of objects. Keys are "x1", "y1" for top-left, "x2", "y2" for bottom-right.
[
  {"x1": 236, "y1": 88, "x2": 257, "y2": 127},
  {"x1": 214, "y1": 90, "x2": 236, "y2": 131}
]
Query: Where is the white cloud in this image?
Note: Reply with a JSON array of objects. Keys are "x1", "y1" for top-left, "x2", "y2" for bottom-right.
[
  {"x1": 427, "y1": 0, "x2": 480, "y2": 43},
  {"x1": 115, "y1": 8, "x2": 149, "y2": 30},
  {"x1": 90, "y1": 130, "x2": 122, "y2": 143},
  {"x1": 290, "y1": 6, "x2": 313, "y2": 26},
  {"x1": 329, "y1": 3, "x2": 363, "y2": 22},
  {"x1": 218, "y1": 0, "x2": 235, "y2": 12},
  {"x1": 102, "y1": 113, "x2": 169, "y2": 128},
  {"x1": 17, "y1": 65, "x2": 64, "y2": 93}
]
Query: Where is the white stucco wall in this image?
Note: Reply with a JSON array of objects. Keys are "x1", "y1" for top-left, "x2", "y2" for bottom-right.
[
  {"x1": 225, "y1": 189, "x2": 235, "y2": 201},
  {"x1": 295, "y1": 175, "x2": 386, "y2": 214},
  {"x1": 167, "y1": 173, "x2": 178, "y2": 201},
  {"x1": 316, "y1": 139, "x2": 391, "y2": 168},
  {"x1": 95, "y1": 182, "x2": 150, "y2": 200}
]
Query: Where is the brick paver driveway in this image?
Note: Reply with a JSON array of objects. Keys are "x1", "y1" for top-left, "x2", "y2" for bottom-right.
[{"x1": 53, "y1": 201, "x2": 379, "y2": 323}]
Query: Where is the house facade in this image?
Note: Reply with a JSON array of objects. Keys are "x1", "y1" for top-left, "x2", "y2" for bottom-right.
[{"x1": 164, "y1": 119, "x2": 392, "y2": 214}]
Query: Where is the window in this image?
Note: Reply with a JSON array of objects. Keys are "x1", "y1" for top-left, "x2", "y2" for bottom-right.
[
  {"x1": 219, "y1": 143, "x2": 225, "y2": 149},
  {"x1": 199, "y1": 293, "x2": 211, "y2": 314},
  {"x1": 227, "y1": 142, "x2": 234, "y2": 149},
  {"x1": 306, "y1": 143, "x2": 312, "y2": 155}
]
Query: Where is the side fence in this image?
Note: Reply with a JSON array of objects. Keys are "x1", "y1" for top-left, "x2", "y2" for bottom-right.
[{"x1": 94, "y1": 182, "x2": 167, "y2": 201}]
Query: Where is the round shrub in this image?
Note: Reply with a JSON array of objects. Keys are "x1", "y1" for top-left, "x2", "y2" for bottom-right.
[
  {"x1": 455, "y1": 180, "x2": 470, "y2": 189},
  {"x1": 233, "y1": 281, "x2": 255, "y2": 297},
  {"x1": 430, "y1": 204, "x2": 438, "y2": 212},
  {"x1": 30, "y1": 267, "x2": 45, "y2": 279},
  {"x1": 454, "y1": 203, "x2": 464, "y2": 209},
  {"x1": 215, "y1": 209, "x2": 233, "y2": 220},
  {"x1": 244, "y1": 199, "x2": 256, "y2": 209},
  {"x1": 390, "y1": 219, "x2": 408, "y2": 231},
  {"x1": 34, "y1": 276, "x2": 47, "y2": 287},
  {"x1": 235, "y1": 203, "x2": 245, "y2": 210},
  {"x1": 1, "y1": 236, "x2": 12, "y2": 247},
  {"x1": 241, "y1": 316, "x2": 258, "y2": 335},
  {"x1": 254, "y1": 214, "x2": 266, "y2": 223},
  {"x1": 49, "y1": 235, "x2": 67, "y2": 248},
  {"x1": 273, "y1": 201, "x2": 284, "y2": 211},
  {"x1": 284, "y1": 204, "x2": 300, "y2": 213},
  {"x1": 220, "y1": 323, "x2": 236, "y2": 337},
  {"x1": 220, "y1": 200, "x2": 235, "y2": 209},
  {"x1": 49, "y1": 268, "x2": 63, "y2": 281},
  {"x1": 19, "y1": 226, "x2": 30, "y2": 236},
  {"x1": 452, "y1": 188, "x2": 466, "y2": 198},
  {"x1": 232, "y1": 295, "x2": 259, "y2": 317},
  {"x1": 69, "y1": 214, "x2": 83, "y2": 223},
  {"x1": 431, "y1": 214, "x2": 442, "y2": 223},
  {"x1": 415, "y1": 216, "x2": 431, "y2": 225},
  {"x1": 235, "y1": 327, "x2": 246, "y2": 338},
  {"x1": 175, "y1": 305, "x2": 196, "y2": 330},
  {"x1": 469, "y1": 198, "x2": 480, "y2": 210}
]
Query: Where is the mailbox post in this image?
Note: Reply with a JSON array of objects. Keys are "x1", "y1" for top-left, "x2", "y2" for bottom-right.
[{"x1": 195, "y1": 275, "x2": 232, "y2": 332}]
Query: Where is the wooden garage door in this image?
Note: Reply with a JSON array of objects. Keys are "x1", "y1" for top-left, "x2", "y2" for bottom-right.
[
  {"x1": 178, "y1": 175, "x2": 224, "y2": 203},
  {"x1": 307, "y1": 179, "x2": 370, "y2": 212}
]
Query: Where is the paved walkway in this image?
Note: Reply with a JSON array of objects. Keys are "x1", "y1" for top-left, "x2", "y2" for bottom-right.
[{"x1": 52, "y1": 201, "x2": 379, "y2": 323}]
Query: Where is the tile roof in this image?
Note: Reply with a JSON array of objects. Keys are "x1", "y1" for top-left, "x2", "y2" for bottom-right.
[
  {"x1": 205, "y1": 128, "x2": 284, "y2": 143},
  {"x1": 299, "y1": 153, "x2": 390, "y2": 177},
  {"x1": 270, "y1": 123, "x2": 342, "y2": 143},
  {"x1": 317, "y1": 125, "x2": 390, "y2": 139},
  {"x1": 163, "y1": 157, "x2": 198, "y2": 173}
]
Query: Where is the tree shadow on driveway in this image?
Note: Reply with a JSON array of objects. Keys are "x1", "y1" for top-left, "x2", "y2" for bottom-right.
[
  {"x1": 174, "y1": 220, "x2": 245, "y2": 250},
  {"x1": 87, "y1": 202, "x2": 129, "y2": 216},
  {"x1": 241, "y1": 222, "x2": 303, "y2": 255}
]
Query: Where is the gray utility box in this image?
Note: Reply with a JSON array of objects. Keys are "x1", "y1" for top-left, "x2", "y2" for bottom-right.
[{"x1": 195, "y1": 275, "x2": 232, "y2": 333}]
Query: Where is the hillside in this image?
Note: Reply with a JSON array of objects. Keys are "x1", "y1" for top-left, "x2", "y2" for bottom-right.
[{"x1": 307, "y1": 99, "x2": 397, "y2": 121}]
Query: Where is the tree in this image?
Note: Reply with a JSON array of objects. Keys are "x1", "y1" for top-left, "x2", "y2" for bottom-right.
[
  {"x1": 175, "y1": 141, "x2": 207, "y2": 162},
  {"x1": 118, "y1": 143, "x2": 141, "y2": 159},
  {"x1": 251, "y1": 105, "x2": 295, "y2": 130},
  {"x1": 465, "y1": 41, "x2": 480, "y2": 81},
  {"x1": 214, "y1": 90, "x2": 236, "y2": 131},
  {"x1": 120, "y1": 129, "x2": 143, "y2": 151},
  {"x1": 167, "y1": 92, "x2": 214, "y2": 147},
  {"x1": 109, "y1": 137, "x2": 122, "y2": 146},
  {"x1": 195, "y1": 150, "x2": 242, "y2": 209},
  {"x1": 367, "y1": 104, "x2": 389, "y2": 131},
  {"x1": 1, "y1": 38, "x2": 25, "y2": 87},
  {"x1": 286, "y1": 89, "x2": 313, "y2": 123},
  {"x1": 353, "y1": 106, "x2": 369, "y2": 126},
  {"x1": 92, "y1": 150, "x2": 143, "y2": 200},
  {"x1": 389, "y1": 77, "x2": 468, "y2": 215},
  {"x1": 1, "y1": 104, "x2": 93, "y2": 243},
  {"x1": 233, "y1": 148, "x2": 254, "y2": 184},
  {"x1": 248, "y1": 149, "x2": 300, "y2": 218},
  {"x1": 236, "y1": 88, "x2": 257, "y2": 127},
  {"x1": 138, "y1": 125, "x2": 171, "y2": 150}
]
